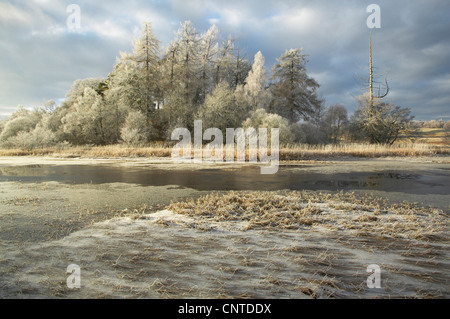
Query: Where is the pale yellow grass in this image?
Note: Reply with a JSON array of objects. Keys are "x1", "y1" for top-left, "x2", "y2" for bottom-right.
[
  {"x1": 279, "y1": 143, "x2": 449, "y2": 159},
  {"x1": 415, "y1": 128, "x2": 449, "y2": 146},
  {"x1": 0, "y1": 142, "x2": 448, "y2": 159},
  {"x1": 167, "y1": 191, "x2": 447, "y2": 240}
]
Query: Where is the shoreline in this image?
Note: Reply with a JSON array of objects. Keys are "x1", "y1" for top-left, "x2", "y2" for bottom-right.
[
  {"x1": 0, "y1": 154, "x2": 449, "y2": 167},
  {"x1": 0, "y1": 142, "x2": 447, "y2": 162},
  {"x1": 1, "y1": 155, "x2": 448, "y2": 212}
]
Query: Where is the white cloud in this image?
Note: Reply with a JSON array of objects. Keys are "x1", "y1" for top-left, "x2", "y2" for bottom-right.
[
  {"x1": 220, "y1": 8, "x2": 245, "y2": 27},
  {"x1": 270, "y1": 7, "x2": 317, "y2": 31},
  {"x1": 0, "y1": 0, "x2": 449, "y2": 120},
  {"x1": 31, "y1": 25, "x2": 66, "y2": 36},
  {"x1": 0, "y1": 2, "x2": 32, "y2": 25},
  {"x1": 87, "y1": 20, "x2": 129, "y2": 39},
  {"x1": 208, "y1": 18, "x2": 220, "y2": 25}
]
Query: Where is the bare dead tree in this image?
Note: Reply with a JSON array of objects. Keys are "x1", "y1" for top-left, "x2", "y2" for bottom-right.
[
  {"x1": 368, "y1": 33, "x2": 389, "y2": 114},
  {"x1": 350, "y1": 33, "x2": 415, "y2": 145}
]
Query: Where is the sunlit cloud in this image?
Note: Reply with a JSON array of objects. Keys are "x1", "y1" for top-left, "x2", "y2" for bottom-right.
[{"x1": 0, "y1": 0, "x2": 449, "y2": 120}]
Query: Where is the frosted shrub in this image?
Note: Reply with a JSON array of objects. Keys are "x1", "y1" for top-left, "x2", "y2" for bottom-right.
[
  {"x1": 197, "y1": 81, "x2": 248, "y2": 132},
  {"x1": 243, "y1": 108, "x2": 293, "y2": 144},
  {"x1": 5, "y1": 131, "x2": 32, "y2": 149},
  {"x1": 120, "y1": 111, "x2": 149, "y2": 146},
  {"x1": 121, "y1": 128, "x2": 144, "y2": 146},
  {"x1": 32, "y1": 125, "x2": 56, "y2": 147},
  {"x1": 0, "y1": 116, "x2": 35, "y2": 142},
  {"x1": 3, "y1": 125, "x2": 56, "y2": 149}
]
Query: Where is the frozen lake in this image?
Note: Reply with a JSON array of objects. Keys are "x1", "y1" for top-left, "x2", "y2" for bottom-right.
[{"x1": 0, "y1": 159, "x2": 449, "y2": 210}]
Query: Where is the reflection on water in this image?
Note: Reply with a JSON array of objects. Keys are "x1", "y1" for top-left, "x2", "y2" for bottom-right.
[
  {"x1": 0, "y1": 165, "x2": 47, "y2": 177},
  {"x1": 312, "y1": 180, "x2": 378, "y2": 188},
  {"x1": 0, "y1": 164, "x2": 449, "y2": 195},
  {"x1": 368, "y1": 172, "x2": 420, "y2": 180}
]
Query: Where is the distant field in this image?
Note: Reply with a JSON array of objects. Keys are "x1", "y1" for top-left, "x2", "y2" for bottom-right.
[{"x1": 413, "y1": 128, "x2": 449, "y2": 146}]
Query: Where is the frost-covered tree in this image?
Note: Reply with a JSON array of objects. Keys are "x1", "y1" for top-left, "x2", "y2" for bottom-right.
[
  {"x1": 231, "y1": 46, "x2": 251, "y2": 88},
  {"x1": 4, "y1": 130, "x2": 43, "y2": 150},
  {"x1": 242, "y1": 108, "x2": 293, "y2": 144},
  {"x1": 199, "y1": 25, "x2": 219, "y2": 100},
  {"x1": 270, "y1": 49, "x2": 321, "y2": 123},
  {"x1": 197, "y1": 81, "x2": 248, "y2": 132},
  {"x1": 61, "y1": 87, "x2": 119, "y2": 145},
  {"x1": 61, "y1": 88, "x2": 96, "y2": 144},
  {"x1": 244, "y1": 51, "x2": 271, "y2": 110},
  {"x1": 161, "y1": 40, "x2": 179, "y2": 95},
  {"x1": 162, "y1": 21, "x2": 202, "y2": 130},
  {"x1": 101, "y1": 84, "x2": 129, "y2": 143},
  {"x1": 174, "y1": 21, "x2": 201, "y2": 103},
  {"x1": 43, "y1": 100, "x2": 56, "y2": 114},
  {"x1": 114, "y1": 22, "x2": 161, "y2": 121},
  {"x1": 0, "y1": 119, "x2": 5, "y2": 136},
  {"x1": 0, "y1": 105, "x2": 57, "y2": 148},
  {"x1": 106, "y1": 23, "x2": 164, "y2": 141},
  {"x1": 120, "y1": 110, "x2": 150, "y2": 146},
  {"x1": 214, "y1": 36, "x2": 235, "y2": 86},
  {"x1": 64, "y1": 78, "x2": 104, "y2": 107},
  {"x1": 0, "y1": 21, "x2": 341, "y2": 147},
  {"x1": 0, "y1": 112, "x2": 35, "y2": 142},
  {"x1": 46, "y1": 105, "x2": 71, "y2": 142},
  {"x1": 7, "y1": 123, "x2": 56, "y2": 150},
  {"x1": 233, "y1": 84, "x2": 252, "y2": 121},
  {"x1": 0, "y1": 106, "x2": 41, "y2": 143}
]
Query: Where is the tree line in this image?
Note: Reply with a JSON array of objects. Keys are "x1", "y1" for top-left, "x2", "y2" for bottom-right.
[{"x1": 0, "y1": 21, "x2": 421, "y2": 149}]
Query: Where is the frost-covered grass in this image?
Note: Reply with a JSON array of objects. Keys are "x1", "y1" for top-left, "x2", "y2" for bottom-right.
[
  {"x1": 0, "y1": 142, "x2": 447, "y2": 159},
  {"x1": 1, "y1": 190, "x2": 448, "y2": 299},
  {"x1": 167, "y1": 191, "x2": 447, "y2": 240}
]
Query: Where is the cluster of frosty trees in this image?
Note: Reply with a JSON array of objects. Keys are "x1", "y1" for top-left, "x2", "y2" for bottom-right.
[{"x1": 0, "y1": 21, "x2": 417, "y2": 149}]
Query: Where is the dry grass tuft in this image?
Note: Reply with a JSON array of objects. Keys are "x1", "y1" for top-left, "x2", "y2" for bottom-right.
[
  {"x1": 167, "y1": 190, "x2": 448, "y2": 239},
  {"x1": 1, "y1": 196, "x2": 41, "y2": 206}
]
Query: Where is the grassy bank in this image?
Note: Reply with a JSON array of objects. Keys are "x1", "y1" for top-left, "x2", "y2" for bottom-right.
[{"x1": 0, "y1": 142, "x2": 448, "y2": 159}]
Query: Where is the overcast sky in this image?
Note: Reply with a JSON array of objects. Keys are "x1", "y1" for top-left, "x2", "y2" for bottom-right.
[{"x1": 0, "y1": 0, "x2": 449, "y2": 120}]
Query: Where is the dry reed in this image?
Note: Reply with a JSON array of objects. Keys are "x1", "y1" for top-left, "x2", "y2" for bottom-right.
[
  {"x1": 167, "y1": 190, "x2": 448, "y2": 240},
  {"x1": 0, "y1": 142, "x2": 447, "y2": 159}
]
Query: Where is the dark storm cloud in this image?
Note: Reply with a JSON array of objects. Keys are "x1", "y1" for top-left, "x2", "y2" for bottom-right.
[{"x1": 0, "y1": 0, "x2": 448, "y2": 120}]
